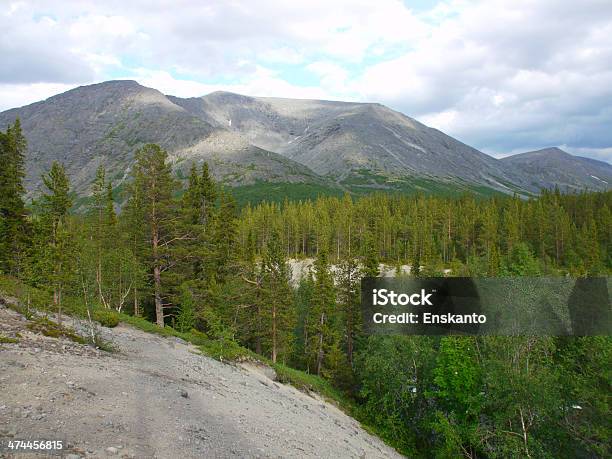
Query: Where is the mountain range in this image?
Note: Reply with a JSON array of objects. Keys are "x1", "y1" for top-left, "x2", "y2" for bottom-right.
[{"x1": 1, "y1": 80, "x2": 610, "y2": 203}]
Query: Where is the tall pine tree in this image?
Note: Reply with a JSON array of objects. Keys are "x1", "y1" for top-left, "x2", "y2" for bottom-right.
[{"x1": 0, "y1": 119, "x2": 28, "y2": 275}]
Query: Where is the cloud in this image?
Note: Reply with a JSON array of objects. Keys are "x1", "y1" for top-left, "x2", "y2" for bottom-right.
[
  {"x1": 353, "y1": 0, "x2": 612, "y2": 161},
  {"x1": 0, "y1": 82, "x2": 78, "y2": 111},
  {"x1": 1, "y1": 0, "x2": 611, "y2": 162},
  {"x1": 127, "y1": 68, "x2": 331, "y2": 100}
]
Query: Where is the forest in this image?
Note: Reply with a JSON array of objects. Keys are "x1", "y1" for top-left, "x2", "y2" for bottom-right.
[{"x1": 1, "y1": 119, "x2": 610, "y2": 457}]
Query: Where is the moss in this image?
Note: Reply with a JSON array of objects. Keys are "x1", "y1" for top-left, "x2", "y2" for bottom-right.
[
  {"x1": 26, "y1": 317, "x2": 87, "y2": 344},
  {"x1": 0, "y1": 335, "x2": 19, "y2": 344}
]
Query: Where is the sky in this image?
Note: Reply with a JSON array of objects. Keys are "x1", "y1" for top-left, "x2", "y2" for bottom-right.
[{"x1": 1, "y1": 0, "x2": 612, "y2": 162}]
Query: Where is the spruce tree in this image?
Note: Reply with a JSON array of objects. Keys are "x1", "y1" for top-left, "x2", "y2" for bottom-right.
[
  {"x1": 307, "y1": 248, "x2": 338, "y2": 375},
  {"x1": 362, "y1": 229, "x2": 380, "y2": 277},
  {"x1": 0, "y1": 119, "x2": 28, "y2": 275},
  {"x1": 40, "y1": 161, "x2": 73, "y2": 322},
  {"x1": 211, "y1": 190, "x2": 237, "y2": 283},
  {"x1": 261, "y1": 230, "x2": 295, "y2": 363}
]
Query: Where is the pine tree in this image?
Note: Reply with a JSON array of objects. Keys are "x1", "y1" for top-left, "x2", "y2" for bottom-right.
[
  {"x1": 126, "y1": 144, "x2": 179, "y2": 327},
  {"x1": 0, "y1": 119, "x2": 28, "y2": 275},
  {"x1": 307, "y1": 248, "x2": 338, "y2": 375},
  {"x1": 362, "y1": 228, "x2": 379, "y2": 277},
  {"x1": 237, "y1": 230, "x2": 266, "y2": 353},
  {"x1": 336, "y1": 256, "x2": 361, "y2": 367},
  {"x1": 261, "y1": 230, "x2": 295, "y2": 363},
  {"x1": 487, "y1": 244, "x2": 501, "y2": 276},
  {"x1": 39, "y1": 161, "x2": 74, "y2": 322},
  {"x1": 211, "y1": 190, "x2": 237, "y2": 283},
  {"x1": 91, "y1": 165, "x2": 110, "y2": 307},
  {"x1": 178, "y1": 163, "x2": 215, "y2": 288}
]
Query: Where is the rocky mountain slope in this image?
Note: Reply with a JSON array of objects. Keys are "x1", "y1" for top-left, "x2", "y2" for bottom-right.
[
  {"x1": 501, "y1": 147, "x2": 612, "y2": 192},
  {"x1": 0, "y1": 81, "x2": 326, "y2": 197},
  {"x1": 0, "y1": 302, "x2": 401, "y2": 458},
  {"x1": 1, "y1": 80, "x2": 610, "y2": 199},
  {"x1": 173, "y1": 91, "x2": 533, "y2": 193}
]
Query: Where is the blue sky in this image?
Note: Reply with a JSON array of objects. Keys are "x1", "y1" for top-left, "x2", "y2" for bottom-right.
[{"x1": 1, "y1": 0, "x2": 612, "y2": 162}]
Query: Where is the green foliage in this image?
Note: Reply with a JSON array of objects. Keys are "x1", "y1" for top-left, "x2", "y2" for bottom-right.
[
  {"x1": 259, "y1": 229, "x2": 296, "y2": 363},
  {"x1": 175, "y1": 283, "x2": 196, "y2": 333},
  {"x1": 125, "y1": 144, "x2": 179, "y2": 326},
  {"x1": 0, "y1": 119, "x2": 28, "y2": 276},
  {"x1": 230, "y1": 181, "x2": 344, "y2": 206},
  {"x1": 4, "y1": 142, "x2": 611, "y2": 458},
  {"x1": 503, "y1": 242, "x2": 542, "y2": 276},
  {"x1": 236, "y1": 190, "x2": 612, "y2": 275},
  {"x1": 305, "y1": 249, "x2": 339, "y2": 376},
  {"x1": 92, "y1": 309, "x2": 120, "y2": 328}
]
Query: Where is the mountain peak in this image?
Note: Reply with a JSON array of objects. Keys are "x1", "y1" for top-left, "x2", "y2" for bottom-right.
[
  {"x1": 501, "y1": 147, "x2": 612, "y2": 191},
  {"x1": 507, "y1": 147, "x2": 571, "y2": 161}
]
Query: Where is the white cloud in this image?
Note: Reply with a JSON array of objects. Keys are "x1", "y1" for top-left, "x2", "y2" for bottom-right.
[
  {"x1": 126, "y1": 68, "x2": 331, "y2": 100},
  {"x1": 1, "y1": 0, "x2": 611, "y2": 162},
  {"x1": 0, "y1": 82, "x2": 78, "y2": 111},
  {"x1": 351, "y1": 0, "x2": 612, "y2": 161}
]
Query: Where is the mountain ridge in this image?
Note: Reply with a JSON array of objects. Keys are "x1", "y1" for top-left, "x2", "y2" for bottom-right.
[
  {"x1": 1, "y1": 80, "x2": 609, "y2": 201},
  {"x1": 501, "y1": 147, "x2": 612, "y2": 191}
]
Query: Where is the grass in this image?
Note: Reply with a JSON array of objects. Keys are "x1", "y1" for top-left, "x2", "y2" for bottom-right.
[
  {"x1": 0, "y1": 334, "x2": 19, "y2": 344},
  {"x1": 340, "y1": 169, "x2": 507, "y2": 199}
]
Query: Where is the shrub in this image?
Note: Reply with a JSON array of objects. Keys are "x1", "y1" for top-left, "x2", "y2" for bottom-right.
[{"x1": 92, "y1": 309, "x2": 120, "y2": 328}]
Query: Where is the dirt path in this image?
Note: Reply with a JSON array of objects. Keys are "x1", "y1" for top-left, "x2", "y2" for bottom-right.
[{"x1": 0, "y1": 304, "x2": 402, "y2": 458}]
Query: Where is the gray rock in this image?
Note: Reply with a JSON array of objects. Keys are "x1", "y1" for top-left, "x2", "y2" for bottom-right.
[{"x1": 105, "y1": 446, "x2": 118, "y2": 455}]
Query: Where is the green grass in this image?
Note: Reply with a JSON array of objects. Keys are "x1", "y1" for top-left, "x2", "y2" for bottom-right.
[
  {"x1": 0, "y1": 334, "x2": 19, "y2": 344},
  {"x1": 340, "y1": 169, "x2": 506, "y2": 199}
]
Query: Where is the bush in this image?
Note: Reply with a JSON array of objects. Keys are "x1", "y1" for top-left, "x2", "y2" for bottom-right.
[{"x1": 93, "y1": 309, "x2": 120, "y2": 328}]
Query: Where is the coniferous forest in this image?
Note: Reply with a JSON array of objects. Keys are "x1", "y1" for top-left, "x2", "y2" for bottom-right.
[{"x1": 1, "y1": 120, "x2": 610, "y2": 457}]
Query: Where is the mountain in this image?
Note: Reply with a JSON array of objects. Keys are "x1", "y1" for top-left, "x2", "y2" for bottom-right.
[
  {"x1": 3, "y1": 80, "x2": 608, "y2": 203},
  {"x1": 0, "y1": 81, "x2": 327, "y2": 198},
  {"x1": 171, "y1": 91, "x2": 534, "y2": 194},
  {"x1": 501, "y1": 147, "x2": 612, "y2": 192}
]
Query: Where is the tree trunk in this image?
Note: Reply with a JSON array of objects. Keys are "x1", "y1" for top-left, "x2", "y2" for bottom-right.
[
  {"x1": 154, "y1": 265, "x2": 163, "y2": 327},
  {"x1": 272, "y1": 303, "x2": 277, "y2": 363},
  {"x1": 316, "y1": 313, "x2": 325, "y2": 375},
  {"x1": 347, "y1": 318, "x2": 353, "y2": 367},
  {"x1": 134, "y1": 286, "x2": 139, "y2": 316},
  {"x1": 152, "y1": 217, "x2": 164, "y2": 327}
]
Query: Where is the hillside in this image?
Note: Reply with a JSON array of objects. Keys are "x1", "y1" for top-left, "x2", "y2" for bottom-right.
[
  {"x1": 0, "y1": 81, "x2": 328, "y2": 198},
  {"x1": 501, "y1": 147, "x2": 612, "y2": 191},
  {"x1": 0, "y1": 301, "x2": 400, "y2": 458},
  {"x1": 175, "y1": 91, "x2": 534, "y2": 193}
]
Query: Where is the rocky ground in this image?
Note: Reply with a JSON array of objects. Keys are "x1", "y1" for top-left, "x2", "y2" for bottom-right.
[{"x1": 0, "y1": 303, "x2": 401, "y2": 459}]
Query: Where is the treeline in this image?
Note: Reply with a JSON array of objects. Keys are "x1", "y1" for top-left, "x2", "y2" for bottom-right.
[
  {"x1": 1, "y1": 124, "x2": 610, "y2": 457},
  {"x1": 237, "y1": 189, "x2": 611, "y2": 276}
]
